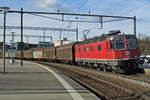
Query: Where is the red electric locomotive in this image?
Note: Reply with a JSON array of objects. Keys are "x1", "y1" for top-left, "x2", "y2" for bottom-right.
[{"x1": 75, "y1": 30, "x2": 140, "y2": 73}]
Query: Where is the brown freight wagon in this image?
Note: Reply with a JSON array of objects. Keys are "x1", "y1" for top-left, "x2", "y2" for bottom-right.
[
  {"x1": 15, "y1": 50, "x2": 21, "y2": 59},
  {"x1": 32, "y1": 48, "x2": 44, "y2": 60},
  {"x1": 24, "y1": 49, "x2": 33, "y2": 59},
  {"x1": 56, "y1": 42, "x2": 77, "y2": 64},
  {"x1": 5, "y1": 51, "x2": 9, "y2": 58},
  {"x1": 43, "y1": 47, "x2": 57, "y2": 62},
  {"x1": 0, "y1": 52, "x2": 2, "y2": 58}
]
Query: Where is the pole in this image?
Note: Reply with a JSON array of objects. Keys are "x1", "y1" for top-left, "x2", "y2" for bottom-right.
[
  {"x1": 76, "y1": 17, "x2": 78, "y2": 42},
  {"x1": 2, "y1": 11, "x2": 6, "y2": 73},
  {"x1": 50, "y1": 36, "x2": 52, "y2": 43},
  {"x1": 59, "y1": 31, "x2": 61, "y2": 41},
  {"x1": 11, "y1": 32, "x2": 15, "y2": 63},
  {"x1": 76, "y1": 27, "x2": 78, "y2": 42},
  {"x1": 21, "y1": 8, "x2": 23, "y2": 66},
  {"x1": 38, "y1": 37, "x2": 40, "y2": 42},
  {"x1": 134, "y1": 16, "x2": 136, "y2": 37},
  {"x1": 12, "y1": 33, "x2": 14, "y2": 63},
  {"x1": 43, "y1": 30, "x2": 45, "y2": 42},
  {"x1": 26, "y1": 36, "x2": 28, "y2": 44}
]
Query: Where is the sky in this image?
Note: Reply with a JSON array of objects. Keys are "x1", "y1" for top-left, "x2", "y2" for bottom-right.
[{"x1": 0, "y1": 0, "x2": 150, "y2": 44}]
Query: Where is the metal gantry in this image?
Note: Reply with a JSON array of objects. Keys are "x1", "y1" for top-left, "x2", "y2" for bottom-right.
[
  {"x1": 5, "y1": 9, "x2": 136, "y2": 36},
  {"x1": 0, "y1": 34, "x2": 53, "y2": 43},
  {"x1": 0, "y1": 26, "x2": 77, "y2": 32}
]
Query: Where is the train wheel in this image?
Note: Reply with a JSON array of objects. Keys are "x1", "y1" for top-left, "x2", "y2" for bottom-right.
[
  {"x1": 87, "y1": 63, "x2": 92, "y2": 68},
  {"x1": 102, "y1": 67, "x2": 106, "y2": 72},
  {"x1": 111, "y1": 66, "x2": 116, "y2": 73},
  {"x1": 111, "y1": 69, "x2": 116, "y2": 73}
]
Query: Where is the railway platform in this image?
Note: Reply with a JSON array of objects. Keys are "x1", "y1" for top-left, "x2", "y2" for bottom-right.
[{"x1": 0, "y1": 59, "x2": 99, "y2": 100}]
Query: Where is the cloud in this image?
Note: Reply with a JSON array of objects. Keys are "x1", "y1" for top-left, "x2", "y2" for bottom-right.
[{"x1": 33, "y1": 0, "x2": 70, "y2": 12}]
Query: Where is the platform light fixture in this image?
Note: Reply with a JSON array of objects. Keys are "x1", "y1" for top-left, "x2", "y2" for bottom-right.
[{"x1": 0, "y1": 7, "x2": 10, "y2": 74}]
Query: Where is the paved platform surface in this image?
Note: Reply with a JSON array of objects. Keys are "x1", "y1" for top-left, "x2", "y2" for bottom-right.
[{"x1": 0, "y1": 60, "x2": 99, "y2": 100}]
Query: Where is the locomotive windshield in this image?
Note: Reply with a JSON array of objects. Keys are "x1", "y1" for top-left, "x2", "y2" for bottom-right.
[
  {"x1": 114, "y1": 40, "x2": 125, "y2": 50},
  {"x1": 110, "y1": 40, "x2": 125, "y2": 50},
  {"x1": 128, "y1": 39, "x2": 137, "y2": 49}
]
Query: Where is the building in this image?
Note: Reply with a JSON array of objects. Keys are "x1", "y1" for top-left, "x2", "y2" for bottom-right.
[
  {"x1": 13, "y1": 42, "x2": 26, "y2": 50},
  {"x1": 0, "y1": 42, "x2": 11, "y2": 52},
  {"x1": 13, "y1": 42, "x2": 39, "y2": 50},
  {"x1": 54, "y1": 38, "x2": 73, "y2": 46},
  {"x1": 26, "y1": 43, "x2": 38, "y2": 49},
  {"x1": 38, "y1": 41, "x2": 54, "y2": 48}
]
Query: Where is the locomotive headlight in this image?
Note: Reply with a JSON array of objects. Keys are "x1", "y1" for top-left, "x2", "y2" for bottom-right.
[
  {"x1": 118, "y1": 57, "x2": 122, "y2": 59},
  {"x1": 126, "y1": 51, "x2": 130, "y2": 55}
]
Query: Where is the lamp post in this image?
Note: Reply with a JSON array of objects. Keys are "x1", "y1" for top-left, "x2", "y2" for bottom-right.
[{"x1": 0, "y1": 7, "x2": 10, "y2": 74}]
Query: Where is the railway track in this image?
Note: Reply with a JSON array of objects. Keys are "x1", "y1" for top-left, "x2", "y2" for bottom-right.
[
  {"x1": 118, "y1": 74, "x2": 150, "y2": 84},
  {"x1": 35, "y1": 61, "x2": 150, "y2": 100}
]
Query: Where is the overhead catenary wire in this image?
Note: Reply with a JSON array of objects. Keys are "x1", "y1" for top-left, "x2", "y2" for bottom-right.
[
  {"x1": 29, "y1": 13, "x2": 62, "y2": 21},
  {"x1": 104, "y1": 18, "x2": 129, "y2": 23},
  {"x1": 29, "y1": 13, "x2": 129, "y2": 24},
  {"x1": 29, "y1": 13, "x2": 100, "y2": 23},
  {"x1": 122, "y1": 2, "x2": 150, "y2": 15}
]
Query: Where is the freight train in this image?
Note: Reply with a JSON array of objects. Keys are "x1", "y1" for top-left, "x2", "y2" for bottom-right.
[{"x1": 4, "y1": 30, "x2": 141, "y2": 73}]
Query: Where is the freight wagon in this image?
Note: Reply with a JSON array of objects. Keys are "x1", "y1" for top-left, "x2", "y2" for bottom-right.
[
  {"x1": 24, "y1": 49, "x2": 33, "y2": 60},
  {"x1": 43, "y1": 47, "x2": 57, "y2": 62},
  {"x1": 56, "y1": 43, "x2": 77, "y2": 64},
  {"x1": 33, "y1": 48, "x2": 44, "y2": 60}
]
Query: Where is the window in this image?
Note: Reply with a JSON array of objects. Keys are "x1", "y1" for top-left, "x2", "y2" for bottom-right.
[
  {"x1": 78, "y1": 47, "x2": 81, "y2": 52},
  {"x1": 128, "y1": 39, "x2": 137, "y2": 49},
  {"x1": 114, "y1": 40, "x2": 125, "y2": 50},
  {"x1": 83, "y1": 47, "x2": 86, "y2": 52},
  {"x1": 90, "y1": 46, "x2": 93, "y2": 52},
  {"x1": 97, "y1": 45, "x2": 101, "y2": 51},
  {"x1": 110, "y1": 41, "x2": 115, "y2": 49}
]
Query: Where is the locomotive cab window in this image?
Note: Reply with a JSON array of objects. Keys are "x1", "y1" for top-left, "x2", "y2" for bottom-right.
[
  {"x1": 90, "y1": 46, "x2": 93, "y2": 52},
  {"x1": 128, "y1": 39, "x2": 137, "y2": 49},
  {"x1": 83, "y1": 47, "x2": 86, "y2": 52},
  {"x1": 114, "y1": 40, "x2": 125, "y2": 50},
  {"x1": 97, "y1": 45, "x2": 101, "y2": 51}
]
